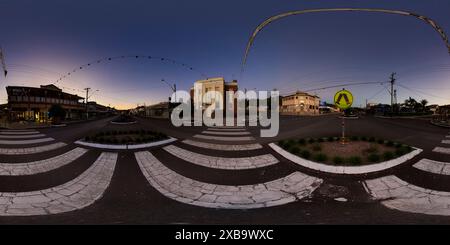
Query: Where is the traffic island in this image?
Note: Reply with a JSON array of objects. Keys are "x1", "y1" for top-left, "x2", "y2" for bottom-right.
[
  {"x1": 270, "y1": 136, "x2": 422, "y2": 174},
  {"x1": 110, "y1": 114, "x2": 137, "y2": 125},
  {"x1": 76, "y1": 129, "x2": 176, "y2": 150}
]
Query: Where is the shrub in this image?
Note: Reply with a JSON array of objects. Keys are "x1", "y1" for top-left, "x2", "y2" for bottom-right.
[
  {"x1": 395, "y1": 147, "x2": 406, "y2": 156},
  {"x1": 377, "y1": 139, "x2": 384, "y2": 144},
  {"x1": 327, "y1": 137, "x2": 335, "y2": 142},
  {"x1": 394, "y1": 142, "x2": 402, "y2": 148},
  {"x1": 383, "y1": 151, "x2": 395, "y2": 160},
  {"x1": 361, "y1": 136, "x2": 368, "y2": 141},
  {"x1": 318, "y1": 138, "x2": 325, "y2": 143},
  {"x1": 385, "y1": 140, "x2": 394, "y2": 147},
  {"x1": 112, "y1": 138, "x2": 119, "y2": 144},
  {"x1": 333, "y1": 156, "x2": 344, "y2": 165},
  {"x1": 350, "y1": 136, "x2": 359, "y2": 141},
  {"x1": 278, "y1": 140, "x2": 286, "y2": 148},
  {"x1": 368, "y1": 137, "x2": 375, "y2": 142},
  {"x1": 307, "y1": 138, "x2": 315, "y2": 144},
  {"x1": 300, "y1": 150, "x2": 311, "y2": 159},
  {"x1": 297, "y1": 138, "x2": 306, "y2": 145},
  {"x1": 85, "y1": 136, "x2": 91, "y2": 141},
  {"x1": 105, "y1": 131, "x2": 111, "y2": 136},
  {"x1": 404, "y1": 145, "x2": 413, "y2": 152},
  {"x1": 368, "y1": 153, "x2": 380, "y2": 162},
  {"x1": 366, "y1": 145, "x2": 378, "y2": 153},
  {"x1": 121, "y1": 139, "x2": 128, "y2": 144},
  {"x1": 347, "y1": 156, "x2": 362, "y2": 165},
  {"x1": 314, "y1": 153, "x2": 328, "y2": 162},
  {"x1": 112, "y1": 130, "x2": 118, "y2": 136},
  {"x1": 283, "y1": 140, "x2": 293, "y2": 149},
  {"x1": 136, "y1": 138, "x2": 142, "y2": 143},
  {"x1": 312, "y1": 144, "x2": 322, "y2": 152},
  {"x1": 289, "y1": 146, "x2": 301, "y2": 155}
]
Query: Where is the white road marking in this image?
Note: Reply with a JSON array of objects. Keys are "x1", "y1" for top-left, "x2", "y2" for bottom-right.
[
  {"x1": 135, "y1": 151, "x2": 322, "y2": 209},
  {"x1": 164, "y1": 145, "x2": 278, "y2": 169},
  {"x1": 364, "y1": 175, "x2": 450, "y2": 216},
  {"x1": 0, "y1": 152, "x2": 117, "y2": 216},
  {"x1": 413, "y1": 158, "x2": 450, "y2": 176},
  {"x1": 0, "y1": 148, "x2": 88, "y2": 176},
  {"x1": 182, "y1": 139, "x2": 262, "y2": 151}
]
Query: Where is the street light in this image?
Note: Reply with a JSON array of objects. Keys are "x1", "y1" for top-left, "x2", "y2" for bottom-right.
[{"x1": 161, "y1": 79, "x2": 177, "y2": 102}]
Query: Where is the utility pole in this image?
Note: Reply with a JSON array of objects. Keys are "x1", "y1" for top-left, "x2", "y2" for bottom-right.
[
  {"x1": 389, "y1": 73, "x2": 396, "y2": 113},
  {"x1": 84, "y1": 87, "x2": 91, "y2": 120}
]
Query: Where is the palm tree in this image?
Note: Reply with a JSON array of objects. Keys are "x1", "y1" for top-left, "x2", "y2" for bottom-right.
[{"x1": 420, "y1": 99, "x2": 428, "y2": 111}]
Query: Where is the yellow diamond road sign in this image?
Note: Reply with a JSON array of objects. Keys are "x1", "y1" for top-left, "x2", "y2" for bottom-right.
[{"x1": 334, "y1": 89, "x2": 353, "y2": 110}]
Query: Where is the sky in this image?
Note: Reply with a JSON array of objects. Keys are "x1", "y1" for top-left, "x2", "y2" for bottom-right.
[{"x1": 0, "y1": 0, "x2": 449, "y2": 109}]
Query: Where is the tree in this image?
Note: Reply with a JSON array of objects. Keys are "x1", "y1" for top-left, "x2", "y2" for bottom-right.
[
  {"x1": 420, "y1": 99, "x2": 428, "y2": 111},
  {"x1": 48, "y1": 104, "x2": 66, "y2": 124}
]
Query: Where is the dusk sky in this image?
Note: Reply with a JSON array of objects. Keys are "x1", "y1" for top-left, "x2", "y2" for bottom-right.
[{"x1": 0, "y1": 0, "x2": 449, "y2": 109}]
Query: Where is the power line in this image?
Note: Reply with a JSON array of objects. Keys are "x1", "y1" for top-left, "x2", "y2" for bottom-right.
[{"x1": 53, "y1": 55, "x2": 207, "y2": 84}]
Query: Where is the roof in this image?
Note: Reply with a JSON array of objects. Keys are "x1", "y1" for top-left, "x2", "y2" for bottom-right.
[
  {"x1": 282, "y1": 91, "x2": 320, "y2": 99},
  {"x1": 6, "y1": 85, "x2": 83, "y2": 100}
]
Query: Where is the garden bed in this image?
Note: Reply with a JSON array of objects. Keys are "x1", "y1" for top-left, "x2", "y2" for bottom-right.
[
  {"x1": 277, "y1": 136, "x2": 414, "y2": 166},
  {"x1": 110, "y1": 114, "x2": 137, "y2": 124},
  {"x1": 84, "y1": 129, "x2": 168, "y2": 145}
]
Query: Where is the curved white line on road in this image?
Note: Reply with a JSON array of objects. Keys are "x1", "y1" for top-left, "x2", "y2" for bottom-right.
[
  {"x1": 0, "y1": 131, "x2": 39, "y2": 135},
  {"x1": 182, "y1": 139, "x2": 263, "y2": 151},
  {"x1": 75, "y1": 137, "x2": 177, "y2": 150},
  {"x1": 164, "y1": 145, "x2": 279, "y2": 170},
  {"x1": 207, "y1": 128, "x2": 247, "y2": 132},
  {"x1": 135, "y1": 151, "x2": 322, "y2": 209},
  {"x1": 0, "y1": 142, "x2": 67, "y2": 155},
  {"x1": 0, "y1": 138, "x2": 54, "y2": 145},
  {"x1": 270, "y1": 143, "x2": 422, "y2": 175},
  {"x1": 0, "y1": 148, "x2": 88, "y2": 176},
  {"x1": 433, "y1": 147, "x2": 450, "y2": 155},
  {"x1": 0, "y1": 134, "x2": 46, "y2": 139},
  {"x1": 363, "y1": 175, "x2": 450, "y2": 216},
  {"x1": 193, "y1": 134, "x2": 254, "y2": 141},
  {"x1": 413, "y1": 159, "x2": 450, "y2": 176},
  {"x1": 0, "y1": 152, "x2": 117, "y2": 216},
  {"x1": 201, "y1": 131, "x2": 251, "y2": 136}
]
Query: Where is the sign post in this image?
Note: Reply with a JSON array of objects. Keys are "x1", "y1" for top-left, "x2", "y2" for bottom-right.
[{"x1": 334, "y1": 88, "x2": 353, "y2": 144}]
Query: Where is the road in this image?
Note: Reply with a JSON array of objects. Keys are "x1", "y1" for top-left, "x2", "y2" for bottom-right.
[{"x1": 0, "y1": 114, "x2": 449, "y2": 224}]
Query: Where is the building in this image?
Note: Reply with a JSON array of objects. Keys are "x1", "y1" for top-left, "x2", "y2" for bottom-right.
[
  {"x1": 86, "y1": 101, "x2": 115, "y2": 118},
  {"x1": 280, "y1": 91, "x2": 320, "y2": 115},
  {"x1": 190, "y1": 77, "x2": 238, "y2": 114},
  {"x1": 6, "y1": 84, "x2": 85, "y2": 122}
]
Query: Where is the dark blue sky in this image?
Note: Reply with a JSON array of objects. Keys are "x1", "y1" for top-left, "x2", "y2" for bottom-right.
[{"x1": 0, "y1": 0, "x2": 449, "y2": 109}]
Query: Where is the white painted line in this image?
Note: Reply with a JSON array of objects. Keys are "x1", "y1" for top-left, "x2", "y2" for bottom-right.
[
  {"x1": 182, "y1": 139, "x2": 263, "y2": 151},
  {"x1": 201, "y1": 131, "x2": 251, "y2": 136},
  {"x1": 413, "y1": 158, "x2": 450, "y2": 176},
  {"x1": 364, "y1": 175, "x2": 450, "y2": 216},
  {"x1": 0, "y1": 152, "x2": 117, "y2": 216},
  {"x1": 0, "y1": 137, "x2": 54, "y2": 145},
  {"x1": 269, "y1": 143, "x2": 422, "y2": 175},
  {"x1": 0, "y1": 148, "x2": 88, "y2": 176},
  {"x1": 210, "y1": 126, "x2": 245, "y2": 129},
  {"x1": 0, "y1": 134, "x2": 46, "y2": 139},
  {"x1": 193, "y1": 134, "x2": 254, "y2": 141},
  {"x1": 75, "y1": 137, "x2": 177, "y2": 150},
  {"x1": 164, "y1": 145, "x2": 278, "y2": 169},
  {"x1": 441, "y1": 140, "x2": 450, "y2": 144},
  {"x1": 135, "y1": 151, "x2": 322, "y2": 209},
  {"x1": 0, "y1": 131, "x2": 39, "y2": 135},
  {"x1": 0, "y1": 142, "x2": 67, "y2": 155},
  {"x1": 433, "y1": 147, "x2": 450, "y2": 155},
  {"x1": 0, "y1": 129, "x2": 37, "y2": 132},
  {"x1": 207, "y1": 128, "x2": 247, "y2": 131}
]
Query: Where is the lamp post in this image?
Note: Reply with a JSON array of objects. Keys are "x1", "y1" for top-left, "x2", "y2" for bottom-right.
[{"x1": 161, "y1": 79, "x2": 176, "y2": 102}]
